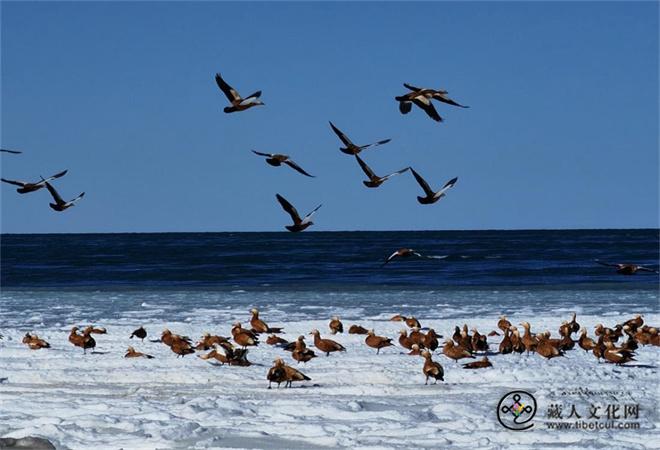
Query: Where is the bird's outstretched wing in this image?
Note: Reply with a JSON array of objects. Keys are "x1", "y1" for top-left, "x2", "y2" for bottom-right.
[
  {"x1": 1, "y1": 178, "x2": 26, "y2": 187},
  {"x1": 284, "y1": 160, "x2": 315, "y2": 177},
  {"x1": 594, "y1": 260, "x2": 619, "y2": 268},
  {"x1": 410, "y1": 168, "x2": 434, "y2": 197},
  {"x1": 637, "y1": 266, "x2": 659, "y2": 274},
  {"x1": 403, "y1": 83, "x2": 423, "y2": 92},
  {"x1": 359, "y1": 138, "x2": 391, "y2": 150},
  {"x1": 329, "y1": 121, "x2": 354, "y2": 147},
  {"x1": 252, "y1": 150, "x2": 273, "y2": 158},
  {"x1": 45, "y1": 181, "x2": 65, "y2": 205},
  {"x1": 0, "y1": 148, "x2": 22, "y2": 154},
  {"x1": 355, "y1": 155, "x2": 377, "y2": 179},
  {"x1": 68, "y1": 192, "x2": 85, "y2": 205},
  {"x1": 433, "y1": 93, "x2": 469, "y2": 108},
  {"x1": 436, "y1": 176, "x2": 458, "y2": 196},
  {"x1": 215, "y1": 73, "x2": 241, "y2": 102},
  {"x1": 412, "y1": 96, "x2": 443, "y2": 122},
  {"x1": 40, "y1": 170, "x2": 68, "y2": 184},
  {"x1": 276, "y1": 194, "x2": 302, "y2": 224},
  {"x1": 381, "y1": 167, "x2": 410, "y2": 181},
  {"x1": 301, "y1": 204, "x2": 322, "y2": 224},
  {"x1": 383, "y1": 251, "x2": 400, "y2": 266}
]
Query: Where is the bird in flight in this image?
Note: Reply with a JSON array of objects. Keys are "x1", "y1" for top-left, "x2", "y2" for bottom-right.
[
  {"x1": 215, "y1": 73, "x2": 264, "y2": 113},
  {"x1": 251, "y1": 151, "x2": 314, "y2": 177},
  {"x1": 395, "y1": 83, "x2": 468, "y2": 122},
  {"x1": 45, "y1": 181, "x2": 85, "y2": 212},
  {"x1": 410, "y1": 169, "x2": 458, "y2": 204},
  {"x1": 328, "y1": 122, "x2": 391, "y2": 155},
  {"x1": 355, "y1": 155, "x2": 409, "y2": 188},
  {"x1": 275, "y1": 194, "x2": 321, "y2": 232},
  {"x1": 0, "y1": 148, "x2": 22, "y2": 154},
  {"x1": 383, "y1": 248, "x2": 424, "y2": 266},
  {"x1": 594, "y1": 260, "x2": 658, "y2": 275},
  {"x1": 1, "y1": 170, "x2": 68, "y2": 194}
]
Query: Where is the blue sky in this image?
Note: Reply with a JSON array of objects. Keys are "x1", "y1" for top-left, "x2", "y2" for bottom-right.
[{"x1": 1, "y1": 2, "x2": 657, "y2": 233}]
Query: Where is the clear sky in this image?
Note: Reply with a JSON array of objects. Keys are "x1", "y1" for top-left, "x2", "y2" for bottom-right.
[{"x1": 1, "y1": 1, "x2": 658, "y2": 233}]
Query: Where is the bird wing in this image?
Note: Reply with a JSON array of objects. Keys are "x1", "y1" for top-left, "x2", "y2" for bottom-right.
[
  {"x1": 39, "y1": 169, "x2": 68, "y2": 185},
  {"x1": 284, "y1": 159, "x2": 315, "y2": 177},
  {"x1": 594, "y1": 260, "x2": 619, "y2": 268},
  {"x1": 412, "y1": 96, "x2": 443, "y2": 122},
  {"x1": 383, "y1": 251, "x2": 400, "y2": 266},
  {"x1": 403, "y1": 83, "x2": 423, "y2": 92},
  {"x1": 636, "y1": 266, "x2": 659, "y2": 273},
  {"x1": 410, "y1": 168, "x2": 435, "y2": 197},
  {"x1": 355, "y1": 155, "x2": 377, "y2": 179},
  {"x1": 381, "y1": 167, "x2": 410, "y2": 181},
  {"x1": 329, "y1": 121, "x2": 353, "y2": 147},
  {"x1": 252, "y1": 150, "x2": 273, "y2": 158},
  {"x1": 359, "y1": 138, "x2": 391, "y2": 150},
  {"x1": 301, "y1": 204, "x2": 322, "y2": 225},
  {"x1": 436, "y1": 176, "x2": 458, "y2": 197},
  {"x1": 1, "y1": 178, "x2": 26, "y2": 187},
  {"x1": 433, "y1": 92, "x2": 469, "y2": 108},
  {"x1": 67, "y1": 192, "x2": 85, "y2": 205},
  {"x1": 0, "y1": 148, "x2": 22, "y2": 154},
  {"x1": 215, "y1": 73, "x2": 241, "y2": 102},
  {"x1": 45, "y1": 181, "x2": 65, "y2": 205},
  {"x1": 276, "y1": 194, "x2": 302, "y2": 224},
  {"x1": 242, "y1": 90, "x2": 262, "y2": 100}
]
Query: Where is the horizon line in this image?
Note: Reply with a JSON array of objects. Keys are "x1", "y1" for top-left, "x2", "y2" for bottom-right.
[{"x1": 1, "y1": 227, "x2": 659, "y2": 236}]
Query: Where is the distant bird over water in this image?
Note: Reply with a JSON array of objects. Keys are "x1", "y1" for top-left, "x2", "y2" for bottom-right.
[
  {"x1": 1, "y1": 170, "x2": 67, "y2": 194},
  {"x1": 45, "y1": 181, "x2": 84, "y2": 212},
  {"x1": 383, "y1": 248, "x2": 423, "y2": 266},
  {"x1": 215, "y1": 72, "x2": 264, "y2": 113},
  {"x1": 395, "y1": 83, "x2": 468, "y2": 122},
  {"x1": 410, "y1": 169, "x2": 458, "y2": 205},
  {"x1": 595, "y1": 260, "x2": 658, "y2": 275},
  {"x1": 0, "y1": 148, "x2": 22, "y2": 154},
  {"x1": 276, "y1": 193, "x2": 321, "y2": 232},
  {"x1": 328, "y1": 122, "x2": 391, "y2": 155},
  {"x1": 355, "y1": 155, "x2": 409, "y2": 188},
  {"x1": 251, "y1": 151, "x2": 314, "y2": 177}
]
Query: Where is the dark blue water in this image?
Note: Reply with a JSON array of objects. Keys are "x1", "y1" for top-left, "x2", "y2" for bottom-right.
[{"x1": 1, "y1": 230, "x2": 658, "y2": 289}]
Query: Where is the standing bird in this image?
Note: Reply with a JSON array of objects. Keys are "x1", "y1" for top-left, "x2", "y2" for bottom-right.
[
  {"x1": 250, "y1": 308, "x2": 283, "y2": 334},
  {"x1": 365, "y1": 330, "x2": 394, "y2": 354},
  {"x1": 497, "y1": 315, "x2": 512, "y2": 333},
  {"x1": 1, "y1": 170, "x2": 67, "y2": 194},
  {"x1": 410, "y1": 169, "x2": 458, "y2": 205},
  {"x1": 0, "y1": 148, "x2": 22, "y2": 154},
  {"x1": 45, "y1": 181, "x2": 84, "y2": 212},
  {"x1": 382, "y1": 248, "x2": 424, "y2": 266},
  {"x1": 595, "y1": 260, "x2": 658, "y2": 275},
  {"x1": 329, "y1": 316, "x2": 343, "y2": 334},
  {"x1": 310, "y1": 329, "x2": 346, "y2": 356},
  {"x1": 355, "y1": 155, "x2": 409, "y2": 188},
  {"x1": 267, "y1": 357, "x2": 310, "y2": 388},
  {"x1": 328, "y1": 121, "x2": 391, "y2": 155},
  {"x1": 214, "y1": 72, "x2": 263, "y2": 113},
  {"x1": 251, "y1": 151, "x2": 314, "y2": 177},
  {"x1": 421, "y1": 350, "x2": 444, "y2": 384},
  {"x1": 275, "y1": 194, "x2": 321, "y2": 232},
  {"x1": 129, "y1": 326, "x2": 147, "y2": 342}
]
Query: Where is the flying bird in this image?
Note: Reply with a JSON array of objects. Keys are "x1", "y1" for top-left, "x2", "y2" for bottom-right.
[
  {"x1": 45, "y1": 181, "x2": 84, "y2": 211},
  {"x1": 276, "y1": 193, "x2": 321, "y2": 232},
  {"x1": 410, "y1": 169, "x2": 458, "y2": 204},
  {"x1": 1, "y1": 170, "x2": 68, "y2": 194},
  {"x1": 251, "y1": 151, "x2": 314, "y2": 177},
  {"x1": 355, "y1": 155, "x2": 409, "y2": 188},
  {"x1": 595, "y1": 260, "x2": 659, "y2": 275},
  {"x1": 328, "y1": 122, "x2": 391, "y2": 155},
  {"x1": 395, "y1": 83, "x2": 468, "y2": 122},
  {"x1": 383, "y1": 248, "x2": 424, "y2": 266},
  {"x1": 0, "y1": 148, "x2": 22, "y2": 154},
  {"x1": 215, "y1": 72, "x2": 264, "y2": 113}
]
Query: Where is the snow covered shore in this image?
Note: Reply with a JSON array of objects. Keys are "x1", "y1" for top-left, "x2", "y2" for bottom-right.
[{"x1": 1, "y1": 310, "x2": 658, "y2": 449}]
